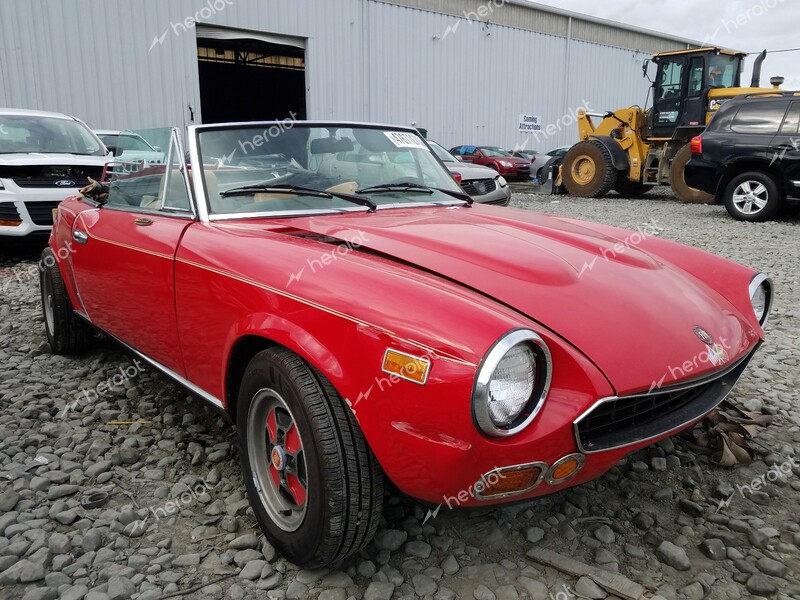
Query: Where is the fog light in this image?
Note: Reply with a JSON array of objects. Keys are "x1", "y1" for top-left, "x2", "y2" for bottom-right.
[
  {"x1": 545, "y1": 453, "x2": 585, "y2": 485},
  {"x1": 0, "y1": 220, "x2": 22, "y2": 227},
  {"x1": 473, "y1": 462, "x2": 546, "y2": 500}
]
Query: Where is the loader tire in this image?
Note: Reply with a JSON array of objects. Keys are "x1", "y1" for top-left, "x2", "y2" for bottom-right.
[
  {"x1": 669, "y1": 144, "x2": 714, "y2": 204},
  {"x1": 562, "y1": 141, "x2": 618, "y2": 198}
]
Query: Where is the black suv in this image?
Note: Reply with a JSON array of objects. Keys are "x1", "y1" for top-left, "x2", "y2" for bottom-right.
[{"x1": 685, "y1": 92, "x2": 800, "y2": 221}]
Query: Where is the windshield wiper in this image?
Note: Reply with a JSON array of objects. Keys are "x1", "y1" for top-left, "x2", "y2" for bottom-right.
[
  {"x1": 220, "y1": 184, "x2": 377, "y2": 211},
  {"x1": 357, "y1": 182, "x2": 473, "y2": 205}
]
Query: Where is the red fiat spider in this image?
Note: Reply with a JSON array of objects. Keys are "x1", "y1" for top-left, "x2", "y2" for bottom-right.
[{"x1": 41, "y1": 123, "x2": 772, "y2": 567}]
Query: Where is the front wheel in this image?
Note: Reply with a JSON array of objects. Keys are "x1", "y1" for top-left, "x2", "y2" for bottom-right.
[
  {"x1": 724, "y1": 172, "x2": 784, "y2": 222},
  {"x1": 237, "y1": 348, "x2": 384, "y2": 567},
  {"x1": 562, "y1": 141, "x2": 618, "y2": 198},
  {"x1": 39, "y1": 247, "x2": 91, "y2": 355}
]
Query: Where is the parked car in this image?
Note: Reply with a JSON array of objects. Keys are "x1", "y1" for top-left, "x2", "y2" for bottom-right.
[
  {"x1": 43, "y1": 121, "x2": 772, "y2": 567},
  {"x1": 449, "y1": 145, "x2": 531, "y2": 180},
  {"x1": 0, "y1": 109, "x2": 109, "y2": 238},
  {"x1": 429, "y1": 140, "x2": 510, "y2": 205},
  {"x1": 95, "y1": 130, "x2": 165, "y2": 166},
  {"x1": 510, "y1": 149, "x2": 538, "y2": 161},
  {"x1": 685, "y1": 92, "x2": 800, "y2": 221},
  {"x1": 526, "y1": 146, "x2": 573, "y2": 184}
]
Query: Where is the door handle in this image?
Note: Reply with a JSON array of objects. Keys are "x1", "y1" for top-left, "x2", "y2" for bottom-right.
[
  {"x1": 73, "y1": 230, "x2": 88, "y2": 245},
  {"x1": 134, "y1": 217, "x2": 153, "y2": 226}
]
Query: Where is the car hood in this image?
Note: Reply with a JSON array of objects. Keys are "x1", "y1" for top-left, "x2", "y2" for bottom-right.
[
  {"x1": 277, "y1": 205, "x2": 755, "y2": 395},
  {"x1": 0, "y1": 153, "x2": 110, "y2": 166},
  {"x1": 445, "y1": 162, "x2": 500, "y2": 179}
]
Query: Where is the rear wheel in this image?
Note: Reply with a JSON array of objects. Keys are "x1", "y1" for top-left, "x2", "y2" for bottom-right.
[
  {"x1": 562, "y1": 141, "x2": 618, "y2": 198},
  {"x1": 669, "y1": 144, "x2": 714, "y2": 204},
  {"x1": 39, "y1": 247, "x2": 91, "y2": 355},
  {"x1": 724, "y1": 171, "x2": 783, "y2": 222},
  {"x1": 237, "y1": 347, "x2": 384, "y2": 567}
]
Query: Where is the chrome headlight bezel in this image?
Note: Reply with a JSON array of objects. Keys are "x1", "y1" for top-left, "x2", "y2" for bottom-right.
[
  {"x1": 472, "y1": 329, "x2": 552, "y2": 438},
  {"x1": 748, "y1": 273, "x2": 773, "y2": 328}
]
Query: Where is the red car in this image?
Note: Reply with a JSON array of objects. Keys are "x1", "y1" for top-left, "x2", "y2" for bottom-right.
[
  {"x1": 450, "y1": 145, "x2": 531, "y2": 180},
  {"x1": 42, "y1": 123, "x2": 772, "y2": 567}
]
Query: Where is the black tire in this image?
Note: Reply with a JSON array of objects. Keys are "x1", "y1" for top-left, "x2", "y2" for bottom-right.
[
  {"x1": 237, "y1": 347, "x2": 383, "y2": 567},
  {"x1": 39, "y1": 247, "x2": 91, "y2": 355},
  {"x1": 723, "y1": 171, "x2": 784, "y2": 222},
  {"x1": 562, "y1": 140, "x2": 618, "y2": 198},
  {"x1": 613, "y1": 177, "x2": 651, "y2": 198},
  {"x1": 669, "y1": 144, "x2": 714, "y2": 204}
]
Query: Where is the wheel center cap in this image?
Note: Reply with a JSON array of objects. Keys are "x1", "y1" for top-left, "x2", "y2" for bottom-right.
[{"x1": 271, "y1": 446, "x2": 286, "y2": 470}]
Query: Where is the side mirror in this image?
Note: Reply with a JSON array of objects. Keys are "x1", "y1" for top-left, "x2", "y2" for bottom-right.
[
  {"x1": 642, "y1": 59, "x2": 653, "y2": 82},
  {"x1": 455, "y1": 155, "x2": 464, "y2": 162},
  {"x1": 106, "y1": 145, "x2": 118, "y2": 156}
]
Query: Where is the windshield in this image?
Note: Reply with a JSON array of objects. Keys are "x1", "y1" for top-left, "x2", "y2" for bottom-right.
[
  {"x1": 481, "y1": 147, "x2": 511, "y2": 157},
  {"x1": 428, "y1": 141, "x2": 457, "y2": 163},
  {"x1": 101, "y1": 133, "x2": 157, "y2": 153},
  {"x1": 709, "y1": 54, "x2": 742, "y2": 88},
  {"x1": 197, "y1": 124, "x2": 464, "y2": 216},
  {"x1": 0, "y1": 115, "x2": 105, "y2": 155}
]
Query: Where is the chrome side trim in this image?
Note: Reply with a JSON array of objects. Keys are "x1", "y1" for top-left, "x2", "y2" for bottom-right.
[
  {"x1": 106, "y1": 333, "x2": 225, "y2": 411},
  {"x1": 472, "y1": 461, "x2": 548, "y2": 501},
  {"x1": 748, "y1": 273, "x2": 773, "y2": 328},
  {"x1": 573, "y1": 349, "x2": 754, "y2": 454}
]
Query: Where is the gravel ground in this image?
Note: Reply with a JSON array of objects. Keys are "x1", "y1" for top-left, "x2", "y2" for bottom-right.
[{"x1": 1, "y1": 187, "x2": 799, "y2": 600}]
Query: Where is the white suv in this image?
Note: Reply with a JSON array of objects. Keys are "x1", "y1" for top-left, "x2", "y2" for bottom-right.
[{"x1": 0, "y1": 109, "x2": 110, "y2": 238}]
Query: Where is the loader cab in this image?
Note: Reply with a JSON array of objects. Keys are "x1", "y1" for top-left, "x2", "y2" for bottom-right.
[{"x1": 649, "y1": 48, "x2": 745, "y2": 139}]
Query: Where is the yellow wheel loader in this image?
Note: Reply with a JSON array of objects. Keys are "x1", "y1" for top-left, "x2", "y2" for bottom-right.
[{"x1": 561, "y1": 47, "x2": 783, "y2": 203}]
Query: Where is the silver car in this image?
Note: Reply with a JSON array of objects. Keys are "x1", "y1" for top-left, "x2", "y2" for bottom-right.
[{"x1": 429, "y1": 141, "x2": 511, "y2": 205}]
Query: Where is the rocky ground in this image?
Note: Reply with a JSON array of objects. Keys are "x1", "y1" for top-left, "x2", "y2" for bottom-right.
[{"x1": 0, "y1": 188, "x2": 799, "y2": 600}]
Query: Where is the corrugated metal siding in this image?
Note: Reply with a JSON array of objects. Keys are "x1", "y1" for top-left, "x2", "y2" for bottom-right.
[{"x1": 0, "y1": 0, "x2": 677, "y2": 149}]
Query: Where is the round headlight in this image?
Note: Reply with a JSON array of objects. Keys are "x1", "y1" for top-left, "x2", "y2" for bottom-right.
[
  {"x1": 497, "y1": 176, "x2": 508, "y2": 187},
  {"x1": 749, "y1": 274, "x2": 772, "y2": 327},
  {"x1": 473, "y1": 330, "x2": 551, "y2": 437}
]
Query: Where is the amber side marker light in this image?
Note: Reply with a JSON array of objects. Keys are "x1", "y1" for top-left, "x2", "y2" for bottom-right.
[
  {"x1": 545, "y1": 453, "x2": 585, "y2": 485},
  {"x1": 474, "y1": 463, "x2": 546, "y2": 500},
  {"x1": 382, "y1": 349, "x2": 430, "y2": 385},
  {"x1": 0, "y1": 220, "x2": 22, "y2": 227}
]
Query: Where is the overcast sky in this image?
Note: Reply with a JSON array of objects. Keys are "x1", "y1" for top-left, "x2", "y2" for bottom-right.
[{"x1": 531, "y1": 0, "x2": 800, "y2": 89}]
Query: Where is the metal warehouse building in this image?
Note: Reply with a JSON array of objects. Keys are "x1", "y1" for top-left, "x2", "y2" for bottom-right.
[{"x1": 0, "y1": 0, "x2": 698, "y2": 150}]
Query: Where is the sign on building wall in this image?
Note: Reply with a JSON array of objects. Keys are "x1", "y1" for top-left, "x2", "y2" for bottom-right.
[{"x1": 518, "y1": 114, "x2": 542, "y2": 133}]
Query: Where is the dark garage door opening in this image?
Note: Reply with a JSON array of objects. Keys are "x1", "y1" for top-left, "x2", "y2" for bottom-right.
[{"x1": 196, "y1": 35, "x2": 306, "y2": 124}]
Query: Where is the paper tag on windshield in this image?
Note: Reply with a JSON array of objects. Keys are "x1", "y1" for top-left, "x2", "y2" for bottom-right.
[{"x1": 384, "y1": 131, "x2": 427, "y2": 150}]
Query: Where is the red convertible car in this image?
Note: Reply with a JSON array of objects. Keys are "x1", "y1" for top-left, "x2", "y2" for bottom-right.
[{"x1": 41, "y1": 123, "x2": 772, "y2": 567}]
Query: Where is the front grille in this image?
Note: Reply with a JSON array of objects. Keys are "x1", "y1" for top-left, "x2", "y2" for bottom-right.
[
  {"x1": 574, "y1": 351, "x2": 755, "y2": 452},
  {"x1": 461, "y1": 178, "x2": 497, "y2": 196},
  {"x1": 0, "y1": 203, "x2": 21, "y2": 221},
  {"x1": 24, "y1": 201, "x2": 61, "y2": 226},
  {"x1": 0, "y1": 165, "x2": 103, "y2": 188}
]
